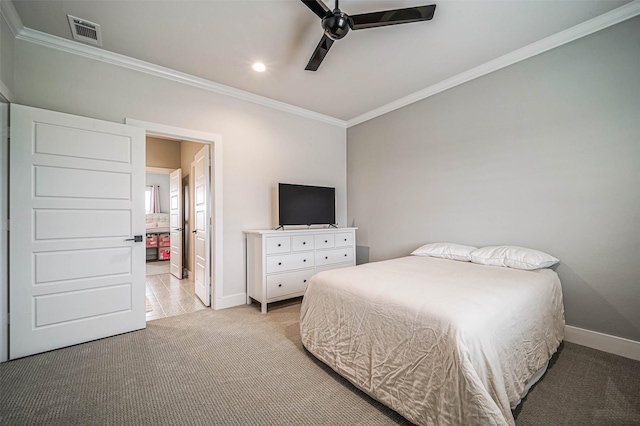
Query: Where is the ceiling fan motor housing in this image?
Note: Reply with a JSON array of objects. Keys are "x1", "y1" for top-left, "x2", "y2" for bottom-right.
[
  {"x1": 322, "y1": 10, "x2": 352, "y2": 40},
  {"x1": 302, "y1": 0, "x2": 436, "y2": 71}
]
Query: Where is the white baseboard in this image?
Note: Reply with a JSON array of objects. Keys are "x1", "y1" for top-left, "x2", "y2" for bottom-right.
[
  {"x1": 564, "y1": 325, "x2": 640, "y2": 361},
  {"x1": 213, "y1": 292, "x2": 247, "y2": 310}
]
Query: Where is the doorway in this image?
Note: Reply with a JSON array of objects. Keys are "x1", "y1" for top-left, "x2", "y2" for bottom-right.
[
  {"x1": 143, "y1": 136, "x2": 209, "y2": 321},
  {"x1": 127, "y1": 118, "x2": 222, "y2": 310},
  {"x1": 0, "y1": 95, "x2": 8, "y2": 362},
  {"x1": 4, "y1": 106, "x2": 223, "y2": 360}
]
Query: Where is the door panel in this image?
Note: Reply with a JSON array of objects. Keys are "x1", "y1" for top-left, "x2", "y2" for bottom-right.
[
  {"x1": 34, "y1": 284, "x2": 131, "y2": 327},
  {"x1": 35, "y1": 247, "x2": 131, "y2": 283},
  {"x1": 34, "y1": 122, "x2": 132, "y2": 162},
  {"x1": 35, "y1": 209, "x2": 130, "y2": 239},
  {"x1": 169, "y1": 168, "x2": 183, "y2": 279},
  {"x1": 34, "y1": 166, "x2": 131, "y2": 199},
  {"x1": 9, "y1": 104, "x2": 146, "y2": 359},
  {"x1": 193, "y1": 145, "x2": 210, "y2": 306}
]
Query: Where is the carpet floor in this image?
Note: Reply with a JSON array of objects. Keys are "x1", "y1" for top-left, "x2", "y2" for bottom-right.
[{"x1": 1, "y1": 300, "x2": 639, "y2": 426}]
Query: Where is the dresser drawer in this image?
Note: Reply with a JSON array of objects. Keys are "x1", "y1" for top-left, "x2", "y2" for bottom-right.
[
  {"x1": 266, "y1": 270, "x2": 315, "y2": 299},
  {"x1": 266, "y1": 236, "x2": 291, "y2": 254},
  {"x1": 292, "y1": 235, "x2": 314, "y2": 252},
  {"x1": 334, "y1": 232, "x2": 354, "y2": 247},
  {"x1": 267, "y1": 252, "x2": 315, "y2": 273},
  {"x1": 315, "y1": 234, "x2": 335, "y2": 250},
  {"x1": 245, "y1": 228, "x2": 356, "y2": 314},
  {"x1": 315, "y1": 247, "x2": 354, "y2": 267}
]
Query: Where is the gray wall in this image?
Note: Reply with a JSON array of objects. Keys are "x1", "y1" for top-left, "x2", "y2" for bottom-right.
[
  {"x1": 347, "y1": 17, "x2": 640, "y2": 342},
  {"x1": 13, "y1": 39, "x2": 347, "y2": 303},
  {"x1": 0, "y1": 12, "x2": 14, "y2": 95}
]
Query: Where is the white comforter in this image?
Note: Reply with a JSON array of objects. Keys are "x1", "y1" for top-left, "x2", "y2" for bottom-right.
[{"x1": 300, "y1": 256, "x2": 564, "y2": 426}]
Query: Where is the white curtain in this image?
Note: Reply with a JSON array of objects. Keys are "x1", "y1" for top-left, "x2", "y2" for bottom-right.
[{"x1": 150, "y1": 185, "x2": 161, "y2": 213}]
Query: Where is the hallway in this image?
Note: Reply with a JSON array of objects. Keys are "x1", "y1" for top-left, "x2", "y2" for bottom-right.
[{"x1": 145, "y1": 270, "x2": 206, "y2": 321}]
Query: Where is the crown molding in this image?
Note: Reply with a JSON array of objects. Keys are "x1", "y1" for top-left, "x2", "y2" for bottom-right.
[
  {"x1": 0, "y1": 0, "x2": 23, "y2": 37},
  {"x1": 12, "y1": 26, "x2": 346, "y2": 128},
  {"x1": 347, "y1": 0, "x2": 640, "y2": 128},
  {"x1": 2, "y1": 0, "x2": 638, "y2": 129}
]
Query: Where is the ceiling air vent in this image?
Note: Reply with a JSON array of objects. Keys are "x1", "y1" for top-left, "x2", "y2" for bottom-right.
[{"x1": 67, "y1": 15, "x2": 102, "y2": 46}]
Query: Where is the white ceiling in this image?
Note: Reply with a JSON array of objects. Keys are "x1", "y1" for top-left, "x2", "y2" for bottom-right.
[{"x1": 9, "y1": 0, "x2": 632, "y2": 122}]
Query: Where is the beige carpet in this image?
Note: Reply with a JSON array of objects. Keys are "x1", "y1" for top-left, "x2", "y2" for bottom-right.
[{"x1": 1, "y1": 301, "x2": 639, "y2": 426}]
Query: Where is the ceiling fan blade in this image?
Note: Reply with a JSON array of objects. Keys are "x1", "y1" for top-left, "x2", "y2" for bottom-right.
[
  {"x1": 350, "y1": 4, "x2": 436, "y2": 30},
  {"x1": 301, "y1": 0, "x2": 331, "y2": 19},
  {"x1": 305, "y1": 34, "x2": 334, "y2": 71}
]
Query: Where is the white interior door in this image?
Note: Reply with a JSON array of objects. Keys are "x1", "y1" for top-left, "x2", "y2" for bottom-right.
[
  {"x1": 169, "y1": 168, "x2": 183, "y2": 279},
  {"x1": 193, "y1": 145, "x2": 211, "y2": 306},
  {"x1": 9, "y1": 104, "x2": 146, "y2": 359}
]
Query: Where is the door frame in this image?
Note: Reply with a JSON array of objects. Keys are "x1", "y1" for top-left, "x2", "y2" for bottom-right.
[
  {"x1": 126, "y1": 119, "x2": 224, "y2": 310},
  {"x1": 0, "y1": 94, "x2": 9, "y2": 362}
]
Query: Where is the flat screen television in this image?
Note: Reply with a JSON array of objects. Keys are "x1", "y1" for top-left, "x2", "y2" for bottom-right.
[{"x1": 278, "y1": 183, "x2": 335, "y2": 227}]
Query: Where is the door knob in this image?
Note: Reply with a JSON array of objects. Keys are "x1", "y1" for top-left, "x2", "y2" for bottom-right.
[{"x1": 125, "y1": 235, "x2": 143, "y2": 242}]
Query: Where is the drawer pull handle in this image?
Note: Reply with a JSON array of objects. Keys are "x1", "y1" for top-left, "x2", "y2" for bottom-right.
[
  {"x1": 344, "y1": 238, "x2": 347, "y2": 241},
  {"x1": 344, "y1": 254, "x2": 347, "y2": 257},
  {"x1": 303, "y1": 259, "x2": 306, "y2": 262},
  {"x1": 324, "y1": 240, "x2": 328, "y2": 243},
  {"x1": 325, "y1": 256, "x2": 328, "y2": 259},
  {"x1": 303, "y1": 280, "x2": 307, "y2": 283},
  {"x1": 278, "y1": 284, "x2": 282, "y2": 287},
  {"x1": 278, "y1": 243, "x2": 281, "y2": 247},
  {"x1": 303, "y1": 242, "x2": 306, "y2": 245},
  {"x1": 278, "y1": 262, "x2": 282, "y2": 266}
]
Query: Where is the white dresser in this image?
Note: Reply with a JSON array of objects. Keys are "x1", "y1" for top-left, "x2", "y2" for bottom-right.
[{"x1": 245, "y1": 228, "x2": 357, "y2": 313}]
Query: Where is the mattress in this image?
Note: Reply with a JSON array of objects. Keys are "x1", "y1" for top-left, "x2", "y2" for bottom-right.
[{"x1": 300, "y1": 256, "x2": 565, "y2": 426}]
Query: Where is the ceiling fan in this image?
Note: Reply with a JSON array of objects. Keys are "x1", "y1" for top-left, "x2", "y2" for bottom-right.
[{"x1": 301, "y1": 0, "x2": 437, "y2": 71}]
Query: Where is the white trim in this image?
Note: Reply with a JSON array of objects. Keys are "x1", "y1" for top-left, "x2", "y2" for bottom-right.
[
  {"x1": 145, "y1": 166, "x2": 175, "y2": 175},
  {"x1": 210, "y1": 131, "x2": 224, "y2": 311},
  {"x1": 346, "y1": 0, "x2": 640, "y2": 127},
  {"x1": 565, "y1": 325, "x2": 640, "y2": 362},
  {"x1": 0, "y1": 79, "x2": 13, "y2": 103},
  {"x1": 216, "y1": 293, "x2": 247, "y2": 310},
  {"x1": 15, "y1": 27, "x2": 346, "y2": 128},
  {"x1": 125, "y1": 118, "x2": 225, "y2": 311},
  {"x1": 0, "y1": 0, "x2": 23, "y2": 37},
  {"x1": 0, "y1": 101, "x2": 8, "y2": 362},
  {"x1": 0, "y1": 7, "x2": 17, "y2": 102}
]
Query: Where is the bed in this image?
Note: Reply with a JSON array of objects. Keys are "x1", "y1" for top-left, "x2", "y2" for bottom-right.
[
  {"x1": 145, "y1": 213, "x2": 170, "y2": 233},
  {"x1": 300, "y1": 254, "x2": 564, "y2": 426}
]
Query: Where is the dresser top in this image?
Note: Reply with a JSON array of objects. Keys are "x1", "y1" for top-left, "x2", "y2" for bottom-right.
[{"x1": 244, "y1": 227, "x2": 357, "y2": 235}]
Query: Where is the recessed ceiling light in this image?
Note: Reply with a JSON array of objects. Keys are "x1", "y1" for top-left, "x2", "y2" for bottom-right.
[{"x1": 252, "y1": 62, "x2": 266, "y2": 72}]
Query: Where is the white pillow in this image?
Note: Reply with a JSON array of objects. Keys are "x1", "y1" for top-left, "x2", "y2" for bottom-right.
[
  {"x1": 411, "y1": 242, "x2": 478, "y2": 262},
  {"x1": 470, "y1": 245, "x2": 559, "y2": 270}
]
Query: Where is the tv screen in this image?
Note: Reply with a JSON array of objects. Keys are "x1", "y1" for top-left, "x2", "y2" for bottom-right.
[{"x1": 278, "y1": 183, "x2": 335, "y2": 226}]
